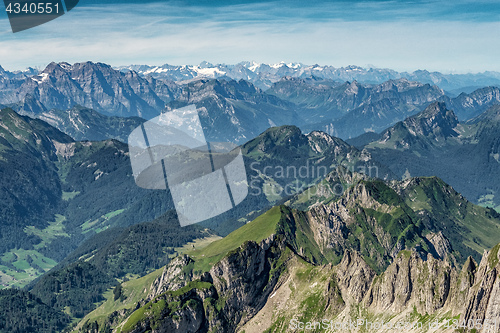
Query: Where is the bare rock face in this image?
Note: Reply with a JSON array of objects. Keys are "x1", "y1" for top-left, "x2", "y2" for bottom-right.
[
  {"x1": 152, "y1": 305, "x2": 204, "y2": 333},
  {"x1": 444, "y1": 256, "x2": 477, "y2": 313},
  {"x1": 334, "y1": 250, "x2": 376, "y2": 303},
  {"x1": 307, "y1": 198, "x2": 352, "y2": 252},
  {"x1": 424, "y1": 231, "x2": 457, "y2": 267},
  {"x1": 462, "y1": 245, "x2": 500, "y2": 326},
  {"x1": 209, "y1": 235, "x2": 284, "y2": 330},
  {"x1": 148, "y1": 255, "x2": 194, "y2": 300},
  {"x1": 307, "y1": 180, "x2": 420, "y2": 270},
  {"x1": 425, "y1": 231, "x2": 453, "y2": 260},
  {"x1": 359, "y1": 244, "x2": 500, "y2": 331},
  {"x1": 364, "y1": 251, "x2": 455, "y2": 314},
  {"x1": 133, "y1": 235, "x2": 286, "y2": 333},
  {"x1": 483, "y1": 272, "x2": 500, "y2": 326},
  {"x1": 402, "y1": 101, "x2": 459, "y2": 140}
]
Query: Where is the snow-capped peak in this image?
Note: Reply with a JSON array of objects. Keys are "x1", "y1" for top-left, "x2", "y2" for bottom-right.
[
  {"x1": 248, "y1": 61, "x2": 262, "y2": 72},
  {"x1": 270, "y1": 61, "x2": 286, "y2": 69},
  {"x1": 31, "y1": 73, "x2": 50, "y2": 84},
  {"x1": 191, "y1": 66, "x2": 226, "y2": 77}
]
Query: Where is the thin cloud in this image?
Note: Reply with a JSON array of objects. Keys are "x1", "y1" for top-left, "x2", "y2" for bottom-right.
[{"x1": 0, "y1": 1, "x2": 499, "y2": 72}]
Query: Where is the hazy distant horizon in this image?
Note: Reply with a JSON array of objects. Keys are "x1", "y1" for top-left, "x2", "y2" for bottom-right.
[
  {"x1": 4, "y1": 60, "x2": 500, "y2": 77},
  {"x1": 1, "y1": 0, "x2": 500, "y2": 73}
]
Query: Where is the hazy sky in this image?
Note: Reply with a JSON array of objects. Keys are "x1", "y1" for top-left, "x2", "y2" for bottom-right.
[{"x1": 1, "y1": 0, "x2": 499, "y2": 72}]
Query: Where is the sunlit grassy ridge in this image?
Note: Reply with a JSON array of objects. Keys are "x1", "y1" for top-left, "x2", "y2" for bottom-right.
[{"x1": 188, "y1": 205, "x2": 283, "y2": 272}]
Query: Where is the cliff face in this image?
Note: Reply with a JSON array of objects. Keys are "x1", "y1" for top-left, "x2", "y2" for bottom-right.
[
  {"x1": 115, "y1": 235, "x2": 287, "y2": 333},
  {"x1": 209, "y1": 235, "x2": 284, "y2": 330},
  {"x1": 355, "y1": 245, "x2": 499, "y2": 333},
  {"x1": 102, "y1": 235, "x2": 499, "y2": 333},
  {"x1": 462, "y1": 244, "x2": 500, "y2": 328},
  {"x1": 365, "y1": 251, "x2": 455, "y2": 314},
  {"x1": 335, "y1": 250, "x2": 376, "y2": 304},
  {"x1": 305, "y1": 179, "x2": 461, "y2": 271}
]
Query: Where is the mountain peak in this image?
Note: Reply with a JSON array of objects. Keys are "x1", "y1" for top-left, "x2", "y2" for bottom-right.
[
  {"x1": 241, "y1": 125, "x2": 306, "y2": 156},
  {"x1": 42, "y1": 62, "x2": 67, "y2": 74},
  {"x1": 58, "y1": 62, "x2": 72, "y2": 70},
  {"x1": 257, "y1": 125, "x2": 303, "y2": 142},
  {"x1": 180, "y1": 77, "x2": 261, "y2": 101},
  {"x1": 416, "y1": 101, "x2": 448, "y2": 117},
  {"x1": 199, "y1": 61, "x2": 214, "y2": 68},
  {"x1": 375, "y1": 102, "x2": 458, "y2": 149},
  {"x1": 344, "y1": 80, "x2": 361, "y2": 94},
  {"x1": 404, "y1": 101, "x2": 458, "y2": 137},
  {"x1": 76, "y1": 61, "x2": 111, "y2": 69}
]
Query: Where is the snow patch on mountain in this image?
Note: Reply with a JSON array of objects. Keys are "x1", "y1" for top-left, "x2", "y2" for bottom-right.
[
  {"x1": 116, "y1": 61, "x2": 500, "y2": 92},
  {"x1": 31, "y1": 73, "x2": 49, "y2": 84}
]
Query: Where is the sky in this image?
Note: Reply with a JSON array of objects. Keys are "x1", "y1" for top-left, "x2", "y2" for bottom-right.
[{"x1": 0, "y1": 0, "x2": 500, "y2": 73}]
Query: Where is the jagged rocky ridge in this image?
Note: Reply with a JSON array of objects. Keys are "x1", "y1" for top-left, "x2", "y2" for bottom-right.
[
  {"x1": 164, "y1": 79, "x2": 301, "y2": 143},
  {"x1": 270, "y1": 78, "x2": 500, "y2": 138},
  {"x1": 3, "y1": 62, "x2": 500, "y2": 143},
  {"x1": 0, "y1": 62, "x2": 180, "y2": 119},
  {"x1": 35, "y1": 106, "x2": 145, "y2": 142},
  {"x1": 81, "y1": 228, "x2": 500, "y2": 333},
  {"x1": 270, "y1": 77, "x2": 445, "y2": 138},
  {"x1": 78, "y1": 172, "x2": 500, "y2": 333}
]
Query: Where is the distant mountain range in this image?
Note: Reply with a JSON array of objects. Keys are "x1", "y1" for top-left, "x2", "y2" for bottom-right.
[
  {"x1": 0, "y1": 65, "x2": 38, "y2": 80},
  {"x1": 118, "y1": 61, "x2": 500, "y2": 92},
  {"x1": 0, "y1": 62, "x2": 180, "y2": 119},
  {"x1": 269, "y1": 77, "x2": 445, "y2": 138},
  {"x1": 164, "y1": 78, "x2": 301, "y2": 143},
  {"x1": 7, "y1": 61, "x2": 500, "y2": 94},
  {"x1": 36, "y1": 106, "x2": 145, "y2": 142},
  {"x1": 2, "y1": 61, "x2": 500, "y2": 143}
]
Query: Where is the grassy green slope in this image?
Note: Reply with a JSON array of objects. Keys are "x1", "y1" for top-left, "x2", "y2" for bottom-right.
[
  {"x1": 73, "y1": 267, "x2": 164, "y2": 333},
  {"x1": 74, "y1": 206, "x2": 284, "y2": 331},
  {"x1": 188, "y1": 205, "x2": 282, "y2": 272}
]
